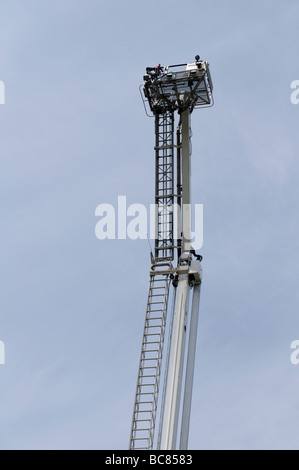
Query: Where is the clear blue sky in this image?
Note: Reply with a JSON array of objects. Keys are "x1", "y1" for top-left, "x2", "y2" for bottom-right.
[{"x1": 1, "y1": 0, "x2": 299, "y2": 450}]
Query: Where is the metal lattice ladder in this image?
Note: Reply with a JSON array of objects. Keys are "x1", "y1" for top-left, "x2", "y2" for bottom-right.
[
  {"x1": 155, "y1": 111, "x2": 175, "y2": 262},
  {"x1": 129, "y1": 262, "x2": 172, "y2": 449},
  {"x1": 129, "y1": 111, "x2": 176, "y2": 450}
]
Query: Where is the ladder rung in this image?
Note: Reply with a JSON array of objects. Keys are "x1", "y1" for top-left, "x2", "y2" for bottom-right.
[
  {"x1": 133, "y1": 419, "x2": 152, "y2": 422},
  {"x1": 141, "y1": 349, "x2": 159, "y2": 354},
  {"x1": 134, "y1": 402, "x2": 154, "y2": 406},
  {"x1": 146, "y1": 309, "x2": 165, "y2": 313},
  {"x1": 146, "y1": 317, "x2": 163, "y2": 328},
  {"x1": 137, "y1": 383, "x2": 155, "y2": 387},
  {"x1": 134, "y1": 437, "x2": 148, "y2": 440},
  {"x1": 143, "y1": 338, "x2": 164, "y2": 344},
  {"x1": 143, "y1": 333, "x2": 161, "y2": 337},
  {"x1": 131, "y1": 447, "x2": 149, "y2": 450}
]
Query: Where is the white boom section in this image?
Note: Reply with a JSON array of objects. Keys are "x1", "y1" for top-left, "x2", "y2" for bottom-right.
[
  {"x1": 161, "y1": 261, "x2": 190, "y2": 449},
  {"x1": 161, "y1": 109, "x2": 194, "y2": 450},
  {"x1": 179, "y1": 276, "x2": 202, "y2": 449},
  {"x1": 161, "y1": 258, "x2": 202, "y2": 450}
]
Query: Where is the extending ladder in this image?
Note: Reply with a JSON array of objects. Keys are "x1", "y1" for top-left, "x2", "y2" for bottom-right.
[
  {"x1": 129, "y1": 262, "x2": 172, "y2": 449},
  {"x1": 129, "y1": 111, "x2": 176, "y2": 450}
]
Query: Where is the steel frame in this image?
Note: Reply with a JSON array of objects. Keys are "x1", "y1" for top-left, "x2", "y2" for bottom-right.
[
  {"x1": 130, "y1": 57, "x2": 212, "y2": 451},
  {"x1": 155, "y1": 111, "x2": 175, "y2": 262}
]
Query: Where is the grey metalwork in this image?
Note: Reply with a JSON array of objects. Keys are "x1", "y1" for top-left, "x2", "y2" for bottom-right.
[
  {"x1": 142, "y1": 60, "x2": 213, "y2": 115},
  {"x1": 129, "y1": 262, "x2": 172, "y2": 450},
  {"x1": 179, "y1": 282, "x2": 202, "y2": 449},
  {"x1": 155, "y1": 111, "x2": 175, "y2": 262},
  {"x1": 130, "y1": 56, "x2": 213, "y2": 450}
]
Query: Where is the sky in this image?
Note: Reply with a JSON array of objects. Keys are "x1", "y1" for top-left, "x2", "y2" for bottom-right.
[{"x1": 1, "y1": 0, "x2": 299, "y2": 450}]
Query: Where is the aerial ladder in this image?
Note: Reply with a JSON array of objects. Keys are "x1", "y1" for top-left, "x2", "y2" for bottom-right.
[{"x1": 129, "y1": 56, "x2": 213, "y2": 450}]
